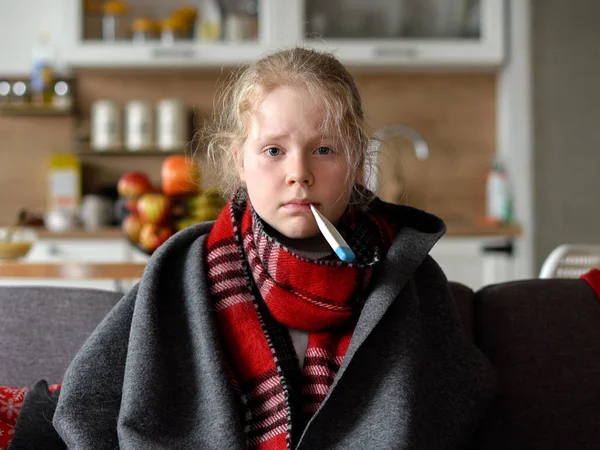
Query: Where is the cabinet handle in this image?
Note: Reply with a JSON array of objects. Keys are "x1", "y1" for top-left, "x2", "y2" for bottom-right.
[
  {"x1": 151, "y1": 47, "x2": 196, "y2": 59},
  {"x1": 48, "y1": 245, "x2": 61, "y2": 256},
  {"x1": 372, "y1": 46, "x2": 419, "y2": 59},
  {"x1": 482, "y1": 241, "x2": 514, "y2": 256}
]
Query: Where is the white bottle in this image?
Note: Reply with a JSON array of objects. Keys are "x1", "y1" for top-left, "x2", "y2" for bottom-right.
[
  {"x1": 197, "y1": 0, "x2": 222, "y2": 41},
  {"x1": 485, "y1": 155, "x2": 511, "y2": 224},
  {"x1": 30, "y1": 32, "x2": 56, "y2": 105}
]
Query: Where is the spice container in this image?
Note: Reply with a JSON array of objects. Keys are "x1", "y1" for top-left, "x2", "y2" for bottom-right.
[
  {"x1": 52, "y1": 80, "x2": 73, "y2": 110},
  {"x1": 11, "y1": 81, "x2": 29, "y2": 105},
  {"x1": 0, "y1": 81, "x2": 10, "y2": 105},
  {"x1": 172, "y1": 6, "x2": 198, "y2": 38},
  {"x1": 83, "y1": 0, "x2": 103, "y2": 40},
  {"x1": 156, "y1": 99, "x2": 189, "y2": 151},
  {"x1": 132, "y1": 17, "x2": 159, "y2": 43},
  {"x1": 91, "y1": 100, "x2": 122, "y2": 151},
  {"x1": 160, "y1": 16, "x2": 190, "y2": 43},
  {"x1": 102, "y1": 0, "x2": 131, "y2": 41},
  {"x1": 125, "y1": 100, "x2": 153, "y2": 151}
]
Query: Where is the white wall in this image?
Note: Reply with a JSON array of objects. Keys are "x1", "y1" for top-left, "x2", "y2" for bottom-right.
[
  {"x1": 532, "y1": 0, "x2": 600, "y2": 269},
  {"x1": 0, "y1": 0, "x2": 67, "y2": 74}
]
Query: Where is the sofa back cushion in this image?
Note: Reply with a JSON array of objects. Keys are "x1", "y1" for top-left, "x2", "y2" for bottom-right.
[
  {"x1": 449, "y1": 281, "x2": 475, "y2": 342},
  {"x1": 0, "y1": 286, "x2": 122, "y2": 386},
  {"x1": 474, "y1": 279, "x2": 600, "y2": 449}
]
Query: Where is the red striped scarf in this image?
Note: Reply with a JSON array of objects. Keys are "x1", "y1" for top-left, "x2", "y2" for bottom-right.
[{"x1": 206, "y1": 193, "x2": 397, "y2": 449}]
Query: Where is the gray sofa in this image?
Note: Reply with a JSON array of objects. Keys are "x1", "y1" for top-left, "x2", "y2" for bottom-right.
[{"x1": 1, "y1": 279, "x2": 599, "y2": 449}]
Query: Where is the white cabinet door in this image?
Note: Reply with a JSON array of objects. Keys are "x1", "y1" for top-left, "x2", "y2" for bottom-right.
[
  {"x1": 286, "y1": 0, "x2": 505, "y2": 68},
  {"x1": 61, "y1": 0, "x2": 275, "y2": 68},
  {"x1": 0, "y1": 0, "x2": 67, "y2": 75},
  {"x1": 430, "y1": 236, "x2": 516, "y2": 291}
]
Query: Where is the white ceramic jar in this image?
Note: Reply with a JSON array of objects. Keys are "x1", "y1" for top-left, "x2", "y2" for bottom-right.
[
  {"x1": 156, "y1": 99, "x2": 188, "y2": 151},
  {"x1": 125, "y1": 100, "x2": 153, "y2": 151},
  {"x1": 91, "y1": 100, "x2": 121, "y2": 151}
]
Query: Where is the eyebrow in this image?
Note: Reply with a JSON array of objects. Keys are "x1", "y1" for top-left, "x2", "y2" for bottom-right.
[{"x1": 254, "y1": 133, "x2": 335, "y2": 143}]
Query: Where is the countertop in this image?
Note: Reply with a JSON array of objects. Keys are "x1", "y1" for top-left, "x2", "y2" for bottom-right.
[{"x1": 26, "y1": 223, "x2": 522, "y2": 239}]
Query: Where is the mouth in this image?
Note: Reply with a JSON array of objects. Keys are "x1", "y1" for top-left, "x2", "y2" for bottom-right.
[{"x1": 283, "y1": 199, "x2": 319, "y2": 211}]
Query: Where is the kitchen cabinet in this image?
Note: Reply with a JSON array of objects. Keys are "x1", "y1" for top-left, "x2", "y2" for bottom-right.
[
  {"x1": 431, "y1": 236, "x2": 516, "y2": 291},
  {"x1": 62, "y1": 0, "x2": 505, "y2": 69}
]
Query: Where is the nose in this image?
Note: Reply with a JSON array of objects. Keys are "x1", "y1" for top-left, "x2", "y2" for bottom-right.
[{"x1": 285, "y1": 153, "x2": 314, "y2": 187}]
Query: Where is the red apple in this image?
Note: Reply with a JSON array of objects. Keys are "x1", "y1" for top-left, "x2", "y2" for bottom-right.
[
  {"x1": 125, "y1": 198, "x2": 138, "y2": 214},
  {"x1": 117, "y1": 172, "x2": 154, "y2": 199},
  {"x1": 139, "y1": 223, "x2": 173, "y2": 253},
  {"x1": 137, "y1": 193, "x2": 171, "y2": 225},
  {"x1": 122, "y1": 213, "x2": 143, "y2": 243}
]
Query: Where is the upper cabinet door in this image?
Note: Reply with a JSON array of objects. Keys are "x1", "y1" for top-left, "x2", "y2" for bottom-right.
[
  {"x1": 61, "y1": 0, "x2": 505, "y2": 69},
  {"x1": 290, "y1": 0, "x2": 505, "y2": 68},
  {"x1": 62, "y1": 0, "x2": 276, "y2": 68}
]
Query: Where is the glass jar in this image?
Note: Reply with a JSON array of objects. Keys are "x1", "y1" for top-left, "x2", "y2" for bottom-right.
[
  {"x1": 0, "y1": 81, "x2": 10, "y2": 105},
  {"x1": 160, "y1": 16, "x2": 190, "y2": 44},
  {"x1": 83, "y1": 0, "x2": 103, "y2": 40},
  {"x1": 132, "y1": 17, "x2": 159, "y2": 43},
  {"x1": 11, "y1": 81, "x2": 29, "y2": 105},
  {"x1": 102, "y1": 0, "x2": 131, "y2": 41},
  {"x1": 172, "y1": 6, "x2": 197, "y2": 39},
  {"x1": 52, "y1": 80, "x2": 73, "y2": 110}
]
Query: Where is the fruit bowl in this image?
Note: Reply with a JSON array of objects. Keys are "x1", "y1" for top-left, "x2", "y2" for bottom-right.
[
  {"x1": 121, "y1": 190, "x2": 226, "y2": 256},
  {"x1": 0, "y1": 227, "x2": 38, "y2": 260},
  {"x1": 117, "y1": 159, "x2": 226, "y2": 256}
]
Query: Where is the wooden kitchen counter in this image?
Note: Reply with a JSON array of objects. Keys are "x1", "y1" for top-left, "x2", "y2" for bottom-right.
[
  {"x1": 0, "y1": 261, "x2": 147, "y2": 279},
  {"x1": 33, "y1": 227, "x2": 124, "y2": 239},
  {"x1": 445, "y1": 222, "x2": 522, "y2": 237}
]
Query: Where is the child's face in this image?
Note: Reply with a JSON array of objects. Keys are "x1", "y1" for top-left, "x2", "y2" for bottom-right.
[{"x1": 238, "y1": 86, "x2": 355, "y2": 240}]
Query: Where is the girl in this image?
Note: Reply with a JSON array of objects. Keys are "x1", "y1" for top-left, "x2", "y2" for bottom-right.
[{"x1": 22, "y1": 47, "x2": 494, "y2": 449}]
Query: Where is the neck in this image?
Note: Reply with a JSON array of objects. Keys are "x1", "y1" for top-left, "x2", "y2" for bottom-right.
[{"x1": 264, "y1": 223, "x2": 331, "y2": 254}]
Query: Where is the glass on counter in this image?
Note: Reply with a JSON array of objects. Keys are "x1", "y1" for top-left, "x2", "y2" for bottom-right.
[
  {"x1": 102, "y1": 0, "x2": 131, "y2": 41},
  {"x1": 160, "y1": 16, "x2": 190, "y2": 44},
  {"x1": 220, "y1": 0, "x2": 258, "y2": 41},
  {"x1": 83, "y1": 0, "x2": 103, "y2": 40},
  {"x1": 132, "y1": 17, "x2": 160, "y2": 43}
]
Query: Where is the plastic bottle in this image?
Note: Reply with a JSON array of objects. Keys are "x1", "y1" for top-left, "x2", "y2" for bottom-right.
[
  {"x1": 197, "y1": 0, "x2": 222, "y2": 41},
  {"x1": 30, "y1": 32, "x2": 56, "y2": 106},
  {"x1": 485, "y1": 154, "x2": 513, "y2": 224}
]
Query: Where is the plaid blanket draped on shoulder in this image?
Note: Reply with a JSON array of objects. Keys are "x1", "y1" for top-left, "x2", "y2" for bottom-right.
[{"x1": 205, "y1": 191, "x2": 399, "y2": 449}]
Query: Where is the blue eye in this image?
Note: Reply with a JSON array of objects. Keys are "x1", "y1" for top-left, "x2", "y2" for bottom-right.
[
  {"x1": 267, "y1": 147, "x2": 281, "y2": 156},
  {"x1": 317, "y1": 146, "x2": 330, "y2": 155}
]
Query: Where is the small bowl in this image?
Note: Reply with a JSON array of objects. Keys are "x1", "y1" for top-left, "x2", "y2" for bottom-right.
[{"x1": 0, "y1": 227, "x2": 38, "y2": 260}]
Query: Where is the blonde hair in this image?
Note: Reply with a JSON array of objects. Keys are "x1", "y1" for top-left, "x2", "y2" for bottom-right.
[{"x1": 203, "y1": 47, "x2": 373, "y2": 203}]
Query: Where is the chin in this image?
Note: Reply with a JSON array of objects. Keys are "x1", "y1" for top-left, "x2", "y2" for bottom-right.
[{"x1": 275, "y1": 221, "x2": 320, "y2": 240}]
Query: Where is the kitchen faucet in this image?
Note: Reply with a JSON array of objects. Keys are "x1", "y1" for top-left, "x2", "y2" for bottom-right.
[{"x1": 363, "y1": 124, "x2": 429, "y2": 193}]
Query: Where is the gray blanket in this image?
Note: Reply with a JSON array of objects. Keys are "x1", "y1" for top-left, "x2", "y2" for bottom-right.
[{"x1": 47, "y1": 205, "x2": 494, "y2": 449}]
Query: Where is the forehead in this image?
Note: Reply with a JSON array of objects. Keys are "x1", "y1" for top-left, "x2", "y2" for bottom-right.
[{"x1": 248, "y1": 86, "x2": 329, "y2": 135}]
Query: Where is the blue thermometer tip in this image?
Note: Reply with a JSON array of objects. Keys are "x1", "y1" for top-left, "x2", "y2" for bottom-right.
[{"x1": 335, "y1": 246, "x2": 356, "y2": 263}]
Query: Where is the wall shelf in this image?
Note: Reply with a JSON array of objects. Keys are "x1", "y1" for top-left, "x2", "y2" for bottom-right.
[
  {"x1": 74, "y1": 144, "x2": 187, "y2": 156},
  {"x1": 0, "y1": 104, "x2": 74, "y2": 117}
]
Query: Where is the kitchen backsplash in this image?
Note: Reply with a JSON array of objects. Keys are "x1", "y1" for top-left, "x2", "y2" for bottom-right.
[{"x1": 0, "y1": 69, "x2": 496, "y2": 225}]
